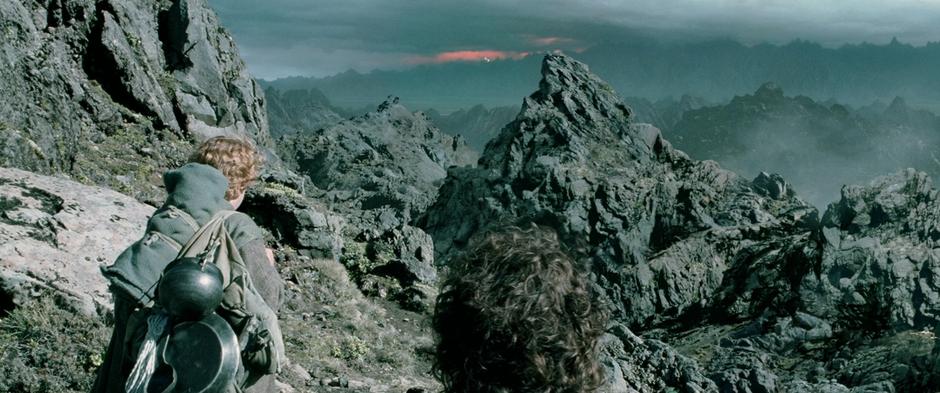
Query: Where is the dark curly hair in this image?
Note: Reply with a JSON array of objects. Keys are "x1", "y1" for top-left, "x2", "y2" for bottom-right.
[{"x1": 432, "y1": 225, "x2": 607, "y2": 393}]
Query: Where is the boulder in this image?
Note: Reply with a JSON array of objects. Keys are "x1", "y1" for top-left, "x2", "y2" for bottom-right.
[
  {"x1": 242, "y1": 181, "x2": 345, "y2": 263},
  {"x1": 0, "y1": 167, "x2": 152, "y2": 316}
]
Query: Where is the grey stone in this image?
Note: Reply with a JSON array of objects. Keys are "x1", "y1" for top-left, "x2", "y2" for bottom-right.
[
  {"x1": 599, "y1": 324, "x2": 718, "y2": 393},
  {"x1": 804, "y1": 170, "x2": 940, "y2": 330},
  {"x1": 0, "y1": 167, "x2": 152, "y2": 316}
]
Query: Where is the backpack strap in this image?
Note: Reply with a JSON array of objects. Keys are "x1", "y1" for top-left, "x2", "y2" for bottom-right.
[
  {"x1": 176, "y1": 210, "x2": 238, "y2": 257},
  {"x1": 176, "y1": 210, "x2": 239, "y2": 285}
]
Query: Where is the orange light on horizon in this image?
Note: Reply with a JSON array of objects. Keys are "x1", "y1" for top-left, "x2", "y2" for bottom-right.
[{"x1": 406, "y1": 50, "x2": 531, "y2": 64}]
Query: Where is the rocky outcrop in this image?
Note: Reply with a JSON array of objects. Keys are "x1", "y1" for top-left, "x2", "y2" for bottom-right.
[
  {"x1": 634, "y1": 167, "x2": 940, "y2": 393},
  {"x1": 277, "y1": 98, "x2": 477, "y2": 309},
  {"x1": 600, "y1": 324, "x2": 718, "y2": 393},
  {"x1": 0, "y1": 0, "x2": 270, "y2": 201},
  {"x1": 242, "y1": 181, "x2": 345, "y2": 263},
  {"x1": 420, "y1": 54, "x2": 817, "y2": 327},
  {"x1": 0, "y1": 167, "x2": 152, "y2": 316},
  {"x1": 802, "y1": 169, "x2": 940, "y2": 331}
]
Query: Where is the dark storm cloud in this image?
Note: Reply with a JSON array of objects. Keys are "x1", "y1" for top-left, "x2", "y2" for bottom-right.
[{"x1": 209, "y1": 0, "x2": 940, "y2": 79}]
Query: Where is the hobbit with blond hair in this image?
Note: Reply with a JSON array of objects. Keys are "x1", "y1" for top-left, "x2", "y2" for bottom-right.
[{"x1": 94, "y1": 136, "x2": 284, "y2": 393}]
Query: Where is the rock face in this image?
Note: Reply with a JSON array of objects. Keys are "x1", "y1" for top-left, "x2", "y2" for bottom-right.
[
  {"x1": 0, "y1": 0, "x2": 270, "y2": 201},
  {"x1": 600, "y1": 324, "x2": 718, "y2": 393},
  {"x1": 0, "y1": 167, "x2": 152, "y2": 316},
  {"x1": 421, "y1": 54, "x2": 818, "y2": 327},
  {"x1": 803, "y1": 169, "x2": 940, "y2": 331},
  {"x1": 277, "y1": 98, "x2": 477, "y2": 309}
]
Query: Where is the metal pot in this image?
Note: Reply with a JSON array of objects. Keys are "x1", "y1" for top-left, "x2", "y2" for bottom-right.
[{"x1": 157, "y1": 257, "x2": 224, "y2": 320}]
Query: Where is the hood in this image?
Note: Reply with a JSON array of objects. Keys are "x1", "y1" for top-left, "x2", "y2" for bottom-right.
[{"x1": 163, "y1": 163, "x2": 233, "y2": 223}]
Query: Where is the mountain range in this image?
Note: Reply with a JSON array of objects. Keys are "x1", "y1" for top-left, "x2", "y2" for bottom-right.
[
  {"x1": 668, "y1": 83, "x2": 940, "y2": 207},
  {"x1": 263, "y1": 38, "x2": 940, "y2": 113}
]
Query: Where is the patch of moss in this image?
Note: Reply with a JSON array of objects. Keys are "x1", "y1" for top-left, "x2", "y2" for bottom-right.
[
  {"x1": 157, "y1": 71, "x2": 177, "y2": 96},
  {"x1": 70, "y1": 119, "x2": 191, "y2": 202},
  {"x1": 261, "y1": 182, "x2": 302, "y2": 200}
]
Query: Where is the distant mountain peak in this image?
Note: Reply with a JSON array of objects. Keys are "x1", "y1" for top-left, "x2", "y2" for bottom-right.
[
  {"x1": 479, "y1": 54, "x2": 659, "y2": 172},
  {"x1": 755, "y1": 82, "x2": 784, "y2": 98},
  {"x1": 888, "y1": 95, "x2": 908, "y2": 110}
]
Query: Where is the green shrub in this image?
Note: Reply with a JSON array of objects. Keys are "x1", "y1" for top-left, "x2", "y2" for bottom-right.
[{"x1": 0, "y1": 297, "x2": 110, "y2": 393}]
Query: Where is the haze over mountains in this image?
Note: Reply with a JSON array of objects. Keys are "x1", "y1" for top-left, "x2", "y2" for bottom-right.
[
  {"x1": 669, "y1": 83, "x2": 940, "y2": 208},
  {"x1": 262, "y1": 38, "x2": 940, "y2": 113}
]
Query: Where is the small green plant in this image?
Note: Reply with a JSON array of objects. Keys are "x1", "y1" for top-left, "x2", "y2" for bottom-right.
[
  {"x1": 330, "y1": 336, "x2": 369, "y2": 361},
  {"x1": 340, "y1": 241, "x2": 379, "y2": 280},
  {"x1": 157, "y1": 71, "x2": 177, "y2": 94}
]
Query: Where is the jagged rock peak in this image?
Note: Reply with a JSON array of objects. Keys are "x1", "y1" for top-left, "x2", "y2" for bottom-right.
[
  {"x1": 376, "y1": 96, "x2": 402, "y2": 112},
  {"x1": 532, "y1": 54, "x2": 633, "y2": 126},
  {"x1": 885, "y1": 95, "x2": 910, "y2": 116},
  {"x1": 755, "y1": 81, "x2": 784, "y2": 98},
  {"x1": 481, "y1": 54, "x2": 657, "y2": 171}
]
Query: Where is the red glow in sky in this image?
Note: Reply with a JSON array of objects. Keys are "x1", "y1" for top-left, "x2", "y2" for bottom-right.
[{"x1": 407, "y1": 50, "x2": 530, "y2": 64}]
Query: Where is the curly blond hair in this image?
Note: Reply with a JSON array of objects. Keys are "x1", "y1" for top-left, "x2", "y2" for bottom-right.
[
  {"x1": 433, "y1": 225, "x2": 607, "y2": 393},
  {"x1": 190, "y1": 136, "x2": 263, "y2": 200}
]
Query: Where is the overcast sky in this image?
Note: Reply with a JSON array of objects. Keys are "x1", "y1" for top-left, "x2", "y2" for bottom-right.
[{"x1": 208, "y1": 0, "x2": 940, "y2": 79}]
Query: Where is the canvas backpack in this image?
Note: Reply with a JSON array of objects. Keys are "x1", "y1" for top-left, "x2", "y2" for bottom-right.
[{"x1": 125, "y1": 209, "x2": 286, "y2": 392}]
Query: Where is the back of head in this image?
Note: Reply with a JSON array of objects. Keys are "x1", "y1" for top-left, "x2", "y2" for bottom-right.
[
  {"x1": 433, "y1": 225, "x2": 607, "y2": 393},
  {"x1": 190, "y1": 136, "x2": 263, "y2": 200}
]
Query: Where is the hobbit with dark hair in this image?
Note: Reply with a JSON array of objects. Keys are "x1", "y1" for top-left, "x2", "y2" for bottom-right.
[{"x1": 432, "y1": 225, "x2": 608, "y2": 393}]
